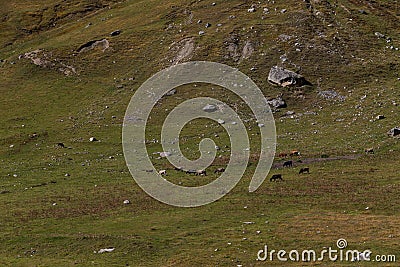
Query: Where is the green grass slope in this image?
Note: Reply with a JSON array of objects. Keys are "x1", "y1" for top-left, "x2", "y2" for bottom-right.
[{"x1": 0, "y1": 0, "x2": 399, "y2": 266}]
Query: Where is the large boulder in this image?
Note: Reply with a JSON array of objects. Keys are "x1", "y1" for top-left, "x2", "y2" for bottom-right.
[{"x1": 268, "y1": 66, "x2": 309, "y2": 87}]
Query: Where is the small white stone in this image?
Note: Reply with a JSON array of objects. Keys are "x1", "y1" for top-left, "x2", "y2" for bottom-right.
[
  {"x1": 160, "y1": 152, "x2": 171, "y2": 157},
  {"x1": 123, "y1": 200, "x2": 131, "y2": 204},
  {"x1": 203, "y1": 104, "x2": 217, "y2": 112}
]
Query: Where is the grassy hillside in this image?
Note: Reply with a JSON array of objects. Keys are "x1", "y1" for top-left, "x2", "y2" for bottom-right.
[{"x1": 0, "y1": 0, "x2": 399, "y2": 266}]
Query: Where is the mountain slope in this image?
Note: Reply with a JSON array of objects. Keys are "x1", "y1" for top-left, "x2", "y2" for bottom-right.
[{"x1": 0, "y1": 0, "x2": 399, "y2": 266}]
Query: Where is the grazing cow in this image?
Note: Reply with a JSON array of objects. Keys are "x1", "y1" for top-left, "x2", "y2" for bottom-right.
[
  {"x1": 299, "y1": 167, "x2": 310, "y2": 174},
  {"x1": 278, "y1": 152, "x2": 288, "y2": 158},
  {"x1": 158, "y1": 170, "x2": 167, "y2": 176},
  {"x1": 214, "y1": 167, "x2": 225, "y2": 174},
  {"x1": 196, "y1": 170, "x2": 207, "y2": 176},
  {"x1": 290, "y1": 150, "x2": 300, "y2": 156},
  {"x1": 57, "y1": 142, "x2": 65, "y2": 148},
  {"x1": 365, "y1": 148, "x2": 374, "y2": 154},
  {"x1": 283, "y1": 160, "x2": 293, "y2": 168},
  {"x1": 270, "y1": 174, "x2": 283, "y2": 182}
]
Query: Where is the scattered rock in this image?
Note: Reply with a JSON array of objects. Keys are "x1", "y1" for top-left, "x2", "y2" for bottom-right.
[
  {"x1": 205, "y1": 23, "x2": 211, "y2": 28},
  {"x1": 248, "y1": 7, "x2": 256, "y2": 13},
  {"x1": 160, "y1": 151, "x2": 172, "y2": 157},
  {"x1": 318, "y1": 90, "x2": 346, "y2": 101},
  {"x1": 375, "y1": 32, "x2": 385, "y2": 39},
  {"x1": 123, "y1": 200, "x2": 130, "y2": 204},
  {"x1": 96, "y1": 248, "x2": 115, "y2": 254},
  {"x1": 89, "y1": 137, "x2": 98, "y2": 142},
  {"x1": 279, "y1": 34, "x2": 292, "y2": 42},
  {"x1": 267, "y1": 66, "x2": 309, "y2": 87},
  {"x1": 20, "y1": 49, "x2": 76, "y2": 76},
  {"x1": 171, "y1": 37, "x2": 195, "y2": 64},
  {"x1": 165, "y1": 89, "x2": 177, "y2": 96},
  {"x1": 267, "y1": 97, "x2": 287, "y2": 109},
  {"x1": 203, "y1": 104, "x2": 218, "y2": 112},
  {"x1": 241, "y1": 41, "x2": 254, "y2": 59},
  {"x1": 387, "y1": 127, "x2": 400, "y2": 137},
  {"x1": 77, "y1": 39, "x2": 109, "y2": 53},
  {"x1": 217, "y1": 119, "x2": 225, "y2": 124},
  {"x1": 199, "y1": 31, "x2": 205, "y2": 35},
  {"x1": 375, "y1": 115, "x2": 385, "y2": 120}
]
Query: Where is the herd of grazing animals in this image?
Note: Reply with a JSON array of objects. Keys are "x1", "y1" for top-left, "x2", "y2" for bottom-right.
[
  {"x1": 158, "y1": 150, "x2": 310, "y2": 184},
  {"x1": 270, "y1": 150, "x2": 310, "y2": 182}
]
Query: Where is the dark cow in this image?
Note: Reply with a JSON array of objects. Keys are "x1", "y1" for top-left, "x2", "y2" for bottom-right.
[
  {"x1": 214, "y1": 167, "x2": 225, "y2": 174},
  {"x1": 56, "y1": 142, "x2": 65, "y2": 148},
  {"x1": 283, "y1": 160, "x2": 293, "y2": 168},
  {"x1": 185, "y1": 169, "x2": 197, "y2": 175},
  {"x1": 365, "y1": 148, "x2": 374, "y2": 154},
  {"x1": 270, "y1": 174, "x2": 283, "y2": 182},
  {"x1": 195, "y1": 170, "x2": 207, "y2": 176},
  {"x1": 299, "y1": 167, "x2": 310, "y2": 174},
  {"x1": 290, "y1": 150, "x2": 300, "y2": 156},
  {"x1": 278, "y1": 152, "x2": 288, "y2": 158}
]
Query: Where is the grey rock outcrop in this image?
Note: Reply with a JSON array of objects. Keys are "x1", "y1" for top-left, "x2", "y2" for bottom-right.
[
  {"x1": 267, "y1": 97, "x2": 287, "y2": 109},
  {"x1": 268, "y1": 66, "x2": 309, "y2": 87}
]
